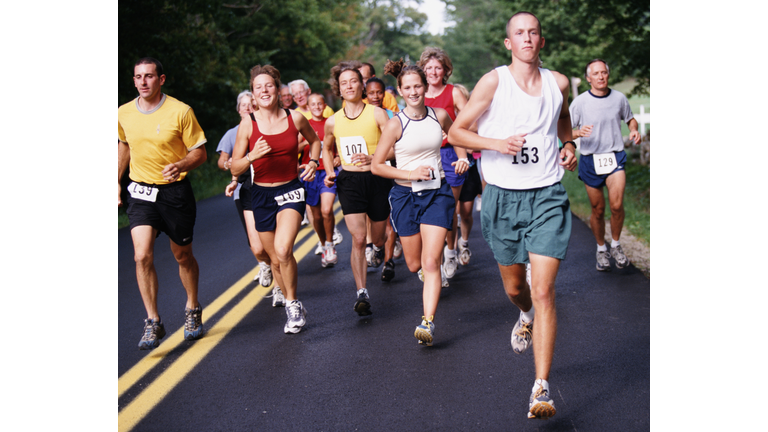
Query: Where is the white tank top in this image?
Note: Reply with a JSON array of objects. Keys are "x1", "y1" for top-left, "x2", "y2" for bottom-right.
[
  {"x1": 477, "y1": 66, "x2": 564, "y2": 189},
  {"x1": 393, "y1": 107, "x2": 444, "y2": 186}
]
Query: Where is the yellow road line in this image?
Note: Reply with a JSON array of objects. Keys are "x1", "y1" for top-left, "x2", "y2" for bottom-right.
[{"x1": 118, "y1": 203, "x2": 343, "y2": 431}]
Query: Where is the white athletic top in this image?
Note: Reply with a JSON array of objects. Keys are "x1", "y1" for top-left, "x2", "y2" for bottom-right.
[
  {"x1": 477, "y1": 66, "x2": 564, "y2": 190},
  {"x1": 393, "y1": 107, "x2": 444, "y2": 186}
]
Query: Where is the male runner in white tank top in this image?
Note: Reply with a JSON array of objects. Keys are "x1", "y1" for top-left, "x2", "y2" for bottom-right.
[{"x1": 448, "y1": 11, "x2": 578, "y2": 420}]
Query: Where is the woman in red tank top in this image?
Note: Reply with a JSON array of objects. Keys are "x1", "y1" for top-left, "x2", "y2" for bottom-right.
[{"x1": 229, "y1": 64, "x2": 322, "y2": 335}]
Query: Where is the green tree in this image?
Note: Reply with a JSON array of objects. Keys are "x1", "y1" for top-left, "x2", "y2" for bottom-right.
[{"x1": 442, "y1": 0, "x2": 649, "y2": 96}]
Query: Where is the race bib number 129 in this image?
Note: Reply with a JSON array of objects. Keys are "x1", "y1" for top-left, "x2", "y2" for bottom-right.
[{"x1": 593, "y1": 152, "x2": 617, "y2": 175}]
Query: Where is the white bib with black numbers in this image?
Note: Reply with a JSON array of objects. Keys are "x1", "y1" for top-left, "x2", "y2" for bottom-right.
[
  {"x1": 411, "y1": 157, "x2": 440, "y2": 192},
  {"x1": 274, "y1": 187, "x2": 305, "y2": 206},
  {"x1": 339, "y1": 136, "x2": 368, "y2": 165},
  {"x1": 592, "y1": 152, "x2": 617, "y2": 175},
  {"x1": 128, "y1": 182, "x2": 159, "y2": 202}
]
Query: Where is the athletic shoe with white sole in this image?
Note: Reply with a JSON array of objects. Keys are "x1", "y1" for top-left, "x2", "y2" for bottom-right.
[
  {"x1": 414, "y1": 316, "x2": 435, "y2": 346},
  {"x1": 354, "y1": 290, "x2": 372, "y2": 316},
  {"x1": 393, "y1": 237, "x2": 402, "y2": 259},
  {"x1": 272, "y1": 285, "x2": 286, "y2": 307},
  {"x1": 458, "y1": 241, "x2": 472, "y2": 266},
  {"x1": 322, "y1": 243, "x2": 338, "y2": 268},
  {"x1": 257, "y1": 261, "x2": 272, "y2": 287},
  {"x1": 333, "y1": 227, "x2": 343, "y2": 245},
  {"x1": 528, "y1": 379, "x2": 556, "y2": 419},
  {"x1": 367, "y1": 245, "x2": 384, "y2": 268},
  {"x1": 284, "y1": 300, "x2": 307, "y2": 334},
  {"x1": 596, "y1": 249, "x2": 611, "y2": 272},
  {"x1": 611, "y1": 244, "x2": 630, "y2": 268},
  {"x1": 511, "y1": 315, "x2": 533, "y2": 354},
  {"x1": 314, "y1": 241, "x2": 324, "y2": 255},
  {"x1": 443, "y1": 246, "x2": 458, "y2": 279}
]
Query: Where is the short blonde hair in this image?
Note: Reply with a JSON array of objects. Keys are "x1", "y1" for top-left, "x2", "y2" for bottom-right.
[{"x1": 417, "y1": 47, "x2": 453, "y2": 85}]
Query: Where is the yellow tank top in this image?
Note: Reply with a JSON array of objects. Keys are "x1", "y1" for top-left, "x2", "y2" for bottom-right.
[{"x1": 333, "y1": 104, "x2": 381, "y2": 167}]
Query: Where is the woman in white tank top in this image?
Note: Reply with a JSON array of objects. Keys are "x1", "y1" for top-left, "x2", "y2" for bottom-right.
[{"x1": 371, "y1": 59, "x2": 456, "y2": 347}]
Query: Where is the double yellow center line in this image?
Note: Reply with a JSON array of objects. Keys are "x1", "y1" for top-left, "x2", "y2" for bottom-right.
[{"x1": 118, "y1": 203, "x2": 343, "y2": 431}]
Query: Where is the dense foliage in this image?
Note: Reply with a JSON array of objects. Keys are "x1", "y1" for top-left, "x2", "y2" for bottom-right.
[{"x1": 442, "y1": 0, "x2": 650, "y2": 96}]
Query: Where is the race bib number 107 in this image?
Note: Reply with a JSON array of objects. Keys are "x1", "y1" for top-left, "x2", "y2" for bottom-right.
[{"x1": 339, "y1": 136, "x2": 368, "y2": 165}]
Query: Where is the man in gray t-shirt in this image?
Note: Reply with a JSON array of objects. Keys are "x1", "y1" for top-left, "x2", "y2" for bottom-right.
[{"x1": 570, "y1": 59, "x2": 641, "y2": 272}]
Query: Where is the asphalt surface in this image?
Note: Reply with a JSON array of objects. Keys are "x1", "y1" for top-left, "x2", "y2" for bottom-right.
[{"x1": 118, "y1": 193, "x2": 650, "y2": 431}]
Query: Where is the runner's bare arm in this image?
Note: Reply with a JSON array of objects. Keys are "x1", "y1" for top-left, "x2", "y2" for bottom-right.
[
  {"x1": 118, "y1": 140, "x2": 130, "y2": 207},
  {"x1": 448, "y1": 70, "x2": 523, "y2": 155},
  {"x1": 162, "y1": 146, "x2": 207, "y2": 182},
  {"x1": 553, "y1": 71, "x2": 577, "y2": 171},
  {"x1": 322, "y1": 116, "x2": 337, "y2": 186},
  {"x1": 294, "y1": 112, "x2": 320, "y2": 181},
  {"x1": 371, "y1": 117, "x2": 404, "y2": 180}
]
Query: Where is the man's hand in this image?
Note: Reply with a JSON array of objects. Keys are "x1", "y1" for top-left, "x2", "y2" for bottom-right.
[
  {"x1": 559, "y1": 146, "x2": 578, "y2": 172},
  {"x1": 162, "y1": 163, "x2": 181, "y2": 182},
  {"x1": 118, "y1": 183, "x2": 122, "y2": 207},
  {"x1": 496, "y1": 133, "x2": 526, "y2": 155},
  {"x1": 629, "y1": 130, "x2": 641, "y2": 145}
]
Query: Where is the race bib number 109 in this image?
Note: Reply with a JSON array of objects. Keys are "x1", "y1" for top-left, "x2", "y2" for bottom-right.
[{"x1": 274, "y1": 188, "x2": 305, "y2": 206}]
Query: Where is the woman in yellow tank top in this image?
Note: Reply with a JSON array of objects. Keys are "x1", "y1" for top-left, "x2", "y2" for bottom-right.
[{"x1": 322, "y1": 60, "x2": 391, "y2": 317}]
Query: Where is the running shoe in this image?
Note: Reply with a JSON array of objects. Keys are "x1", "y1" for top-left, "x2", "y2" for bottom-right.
[
  {"x1": 184, "y1": 306, "x2": 204, "y2": 340},
  {"x1": 354, "y1": 291, "x2": 372, "y2": 316},
  {"x1": 458, "y1": 241, "x2": 472, "y2": 265},
  {"x1": 441, "y1": 265, "x2": 450, "y2": 287},
  {"x1": 314, "y1": 241, "x2": 324, "y2": 255},
  {"x1": 368, "y1": 246, "x2": 384, "y2": 268},
  {"x1": 272, "y1": 285, "x2": 286, "y2": 307},
  {"x1": 138, "y1": 318, "x2": 166, "y2": 350},
  {"x1": 596, "y1": 249, "x2": 611, "y2": 272},
  {"x1": 333, "y1": 227, "x2": 343, "y2": 245},
  {"x1": 418, "y1": 267, "x2": 449, "y2": 287},
  {"x1": 414, "y1": 316, "x2": 435, "y2": 346},
  {"x1": 393, "y1": 237, "x2": 403, "y2": 259},
  {"x1": 611, "y1": 244, "x2": 630, "y2": 268},
  {"x1": 257, "y1": 261, "x2": 273, "y2": 287},
  {"x1": 475, "y1": 196, "x2": 482, "y2": 212},
  {"x1": 381, "y1": 259, "x2": 395, "y2": 282},
  {"x1": 528, "y1": 380, "x2": 556, "y2": 419},
  {"x1": 365, "y1": 243, "x2": 373, "y2": 266},
  {"x1": 301, "y1": 213, "x2": 309, "y2": 226},
  {"x1": 443, "y1": 246, "x2": 458, "y2": 279},
  {"x1": 322, "y1": 243, "x2": 337, "y2": 268},
  {"x1": 511, "y1": 314, "x2": 533, "y2": 354},
  {"x1": 284, "y1": 300, "x2": 307, "y2": 334}
]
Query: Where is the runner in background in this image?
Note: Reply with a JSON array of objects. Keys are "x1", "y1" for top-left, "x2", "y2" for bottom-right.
[{"x1": 218, "y1": 90, "x2": 275, "y2": 290}]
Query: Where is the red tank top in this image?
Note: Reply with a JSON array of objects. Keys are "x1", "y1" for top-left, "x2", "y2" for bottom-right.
[
  {"x1": 301, "y1": 118, "x2": 329, "y2": 171},
  {"x1": 425, "y1": 84, "x2": 455, "y2": 147},
  {"x1": 250, "y1": 109, "x2": 299, "y2": 183}
]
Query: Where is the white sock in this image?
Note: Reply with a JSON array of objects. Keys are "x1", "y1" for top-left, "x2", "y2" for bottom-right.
[
  {"x1": 325, "y1": 241, "x2": 333, "y2": 249},
  {"x1": 532, "y1": 378, "x2": 549, "y2": 393},
  {"x1": 444, "y1": 245, "x2": 456, "y2": 257},
  {"x1": 459, "y1": 237, "x2": 469, "y2": 248},
  {"x1": 521, "y1": 306, "x2": 535, "y2": 323},
  {"x1": 611, "y1": 239, "x2": 620, "y2": 248},
  {"x1": 357, "y1": 288, "x2": 368, "y2": 297},
  {"x1": 597, "y1": 243, "x2": 608, "y2": 252}
]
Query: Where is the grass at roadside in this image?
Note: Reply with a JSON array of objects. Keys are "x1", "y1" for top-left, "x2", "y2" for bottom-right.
[
  {"x1": 561, "y1": 149, "x2": 650, "y2": 247},
  {"x1": 118, "y1": 159, "x2": 230, "y2": 229}
]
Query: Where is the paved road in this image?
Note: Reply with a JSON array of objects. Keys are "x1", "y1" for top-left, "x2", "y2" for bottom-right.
[{"x1": 118, "y1": 193, "x2": 650, "y2": 431}]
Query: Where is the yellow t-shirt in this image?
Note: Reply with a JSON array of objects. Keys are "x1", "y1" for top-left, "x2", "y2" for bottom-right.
[
  {"x1": 118, "y1": 94, "x2": 207, "y2": 184},
  {"x1": 345, "y1": 91, "x2": 401, "y2": 113},
  {"x1": 296, "y1": 105, "x2": 334, "y2": 120},
  {"x1": 333, "y1": 104, "x2": 381, "y2": 167}
]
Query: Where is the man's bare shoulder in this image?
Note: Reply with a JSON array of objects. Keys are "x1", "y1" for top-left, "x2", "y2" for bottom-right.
[{"x1": 548, "y1": 70, "x2": 571, "y2": 92}]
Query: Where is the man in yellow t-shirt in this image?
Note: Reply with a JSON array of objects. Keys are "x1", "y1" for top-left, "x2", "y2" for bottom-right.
[{"x1": 117, "y1": 57, "x2": 208, "y2": 350}]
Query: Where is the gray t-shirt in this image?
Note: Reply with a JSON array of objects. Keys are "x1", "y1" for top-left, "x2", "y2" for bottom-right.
[{"x1": 570, "y1": 89, "x2": 634, "y2": 155}]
